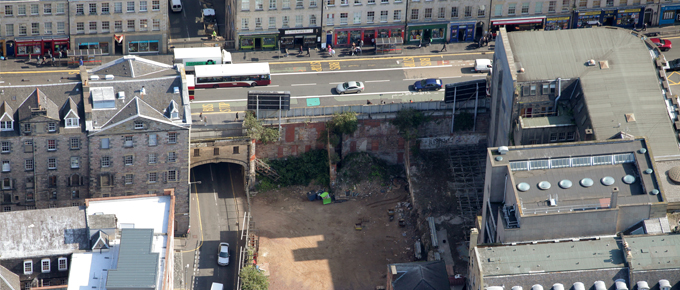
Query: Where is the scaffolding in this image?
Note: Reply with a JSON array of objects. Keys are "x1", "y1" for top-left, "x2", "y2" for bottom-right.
[{"x1": 446, "y1": 144, "x2": 486, "y2": 240}]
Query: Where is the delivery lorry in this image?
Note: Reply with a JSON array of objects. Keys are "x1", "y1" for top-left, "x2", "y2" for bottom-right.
[{"x1": 173, "y1": 47, "x2": 232, "y2": 72}]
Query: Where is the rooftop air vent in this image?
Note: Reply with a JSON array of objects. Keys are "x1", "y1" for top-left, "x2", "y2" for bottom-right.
[
  {"x1": 612, "y1": 187, "x2": 619, "y2": 193},
  {"x1": 585, "y1": 129, "x2": 593, "y2": 135},
  {"x1": 512, "y1": 287, "x2": 523, "y2": 290},
  {"x1": 117, "y1": 91, "x2": 125, "y2": 99},
  {"x1": 623, "y1": 175, "x2": 636, "y2": 184},
  {"x1": 538, "y1": 181, "x2": 551, "y2": 190},
  {"x1": 90, "y1": 75, "x2": 100, "y2": 80},
  {"x1": 639, "y1": 148, "x2": 647, "y2": 154},
  {"x1": 600, "y1": 60, "x2": 610, "y2": 69},
  {"x1": 573, "y1": 282, "x2": 585, "y2": 290},
  {"x1": 625, "y1": 113, "x2": 636, "y2": 122},
  {"x1": 644, "y1": 168, "x2": 654, "y2": 174},
  {"x1": 650, "y1": 189, "x2": 659, "y2": 195},
  {"x1": 517, "y1": 182, "x2": 531, "y2": 192},
  {"x1": 587, "y1": 59, "x2": 597, "y2": 66},
  {"x1": 601, "y1": 176, "x2": 615, "y2": 186},
  {"x1": 498, "y1": 146, "x2": 509, "y2": 155},
  {"x1": 558, "y1": 179, "x2": 572, "y2": 189},
  {"x1": 532, "y1": 285, "x2": 544, "y2": 290},
  {"x1": 580, "y1": 178, "x2": 594, "y2": 187},
  {"x1": 174, "y1": 87, "x2": 180, "y2": 94},
  {"x1": 553, "y1": 284, "x2": 565, "y2": 290},
  {"x1": 594, "y1": 281, "x2": 606, "y2": 290},
  {"x1": 495, "y1": 156, "x2": 503, "y2": 161},
  {"x1": 105, "y1": 74, "x2": 114, "y2": 80},
  {"x1": 659, "y1": 280, "x2": 671, "y2": 290},
  {"x1": 636, "y1": 281, "x2": 649, "y2": 290},
  {"x1": 615, "y1": 279, "x2": 628, "y2": 290}
]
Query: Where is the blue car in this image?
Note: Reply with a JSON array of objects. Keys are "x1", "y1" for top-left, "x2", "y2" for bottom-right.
[{"x1": 414, "y1": 78, "x2": 443, "y2": 91}]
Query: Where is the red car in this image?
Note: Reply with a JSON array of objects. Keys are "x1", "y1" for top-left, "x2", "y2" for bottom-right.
[{"x1": 651, "y1": 38, "x2": 672, "y2": 51}]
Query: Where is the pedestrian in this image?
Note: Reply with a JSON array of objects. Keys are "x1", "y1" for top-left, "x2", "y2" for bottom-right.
[
  {"x1": 419, "y1": 38, "x2": 423, "y2": 48},
  {"x1": 212, "y1": 30, "x2": 217, "y2": 40},
  {"x1": 351, "y1": 42, "x2": 356, "y2": 56},
  {"x1": 643, "y1": 23, "x2": 648, "y2": 31},
  {"x1": 51, "y1": 55, "x2": 55, "y2": 66},
  {"x1": 371, "y1": 38, "x2": 375, "y2": 48},
  {"x1": 140, "y1": 86, "x2": 146, "y2": 96},
  {"x1": 441, "y1": 41, "x2": 447, "y2": 52},
  {"x1": 367, "y1": 100, "x2": 372, "y2": 105},
  {"x1": 360, "y1": 40, "x2": 364, "y2": 48},
  {"x1": 299, "y1": 45, "x2": 303, "y2": 55},
  {"x1": 79, "y1": 57, "x2": 84, "y2": 67},
  {"x1": 58, "y1": 50, "x2": 62, "y2": 59},
  {"x1": 236, "y1": 112, "x2": 239, "y2": 120},
  {"x1": 199, "y1": 112, "x2": 203, "y2": 121},
  {"x1": 429, "y1": 38, "x2": 432, "y2": 47},
  {"x1": 307, "y1": 47, "x2": 311, "y2": 56}
]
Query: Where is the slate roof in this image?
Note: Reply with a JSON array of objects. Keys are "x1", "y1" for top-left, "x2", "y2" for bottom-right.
[
  {"x1": 90, "y1": 56, "x2": 175, "y2": 80},
  {"x1": 16, "y1": 88, "x2": 60, "y2": 122},
  {"x1": 0, "y1": 102, "x2": 12, "y2": 121},
  {"x1": 106, "y1": 229, "x2": 159, "y2": 290},
  {"x1": 60, "y1": 97, "x2": 79, "y2": 120},
  {"x1": 389, "y1": 261, "x2": 450, "y2": 290},
  {"x1": 0, "y1": 207, "x2": 88, "y2": 259},
  {"x1": 0, "y1": 264, "x2": 19, "y2": 290},
  {"x1": 506, "y1": 28, "x2": 679, "y2": 158}
]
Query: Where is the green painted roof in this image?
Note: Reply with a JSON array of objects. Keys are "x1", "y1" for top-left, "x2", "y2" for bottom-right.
[
  {"x1": 625, "y1": 235, "x2": 680, "y2": 271},
  {"x1": 520, "y1": 115, "x2": 575, "y2": 128},
  {"x1": 106, "y1": 229, "x2": 159, "y2": 290}
]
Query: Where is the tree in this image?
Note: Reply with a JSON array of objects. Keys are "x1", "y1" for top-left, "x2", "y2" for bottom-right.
[
  {"x1": 390, "y1": 108, "x2": 430, "y2": 140},
  {"x1": 243, "y1": 111, "x2": 280, "y2": 144},
  {"x1": 240, "y1": 265, "x2": 269, "y2": 290},
  {"x1": 318, "y1": 111, "x2": 358, "y2": 146}
]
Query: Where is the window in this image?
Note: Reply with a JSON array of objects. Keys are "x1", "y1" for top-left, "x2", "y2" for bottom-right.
[
  {"x1": 242, "y1": 0, "x2": 250, "y2": 9},
  {"x1": 76, "y1": 4, "x2": 83, "y2": 15},
  {"x1": 30, "y1": 4, "x2": 38, "y2": 15},
  {"x1": 115, "y1": 2, "x2": 123, "y2": 13},
  {"x1": 168, "y1": 152, "x2": 177, "y2": 162},
  {"x1": 45, "y1": 22, "x2": 52, "y2": 35},
  {"x1": 152, "y1": 0, "x2": 160, "y2": 10},
  {"x1": 464, "y1": 6, "x2": 471, "y2": 17},
  {"x1": 6, "y1": 24, "x2": 14, "y2": 36},
  {"x1": 89, "y1": 21, "x2": 97, "y2": 32},
  {"x1": 354, "y1": 12, "x2": 361, "y2": 23},
  {"x1": 124, "y1": 136, "x2": 133, "y2": 147},
  {"x1": 451, "y1": 7, "x2": 458, "y2": 17},
  {"x1": 102, "y1": 21, "x2": 110, "y2": 32},
  {"x1": 47, "y1": 122, "x2": 57, "y2": 132},
  {"x1": 23, "y1": 123, "x2": 31, "y2": 133},
  {"x1": 115, "y1": 21, "x2": 123, "y2": 32},
  {"x1": 508, "y1": 3, "x2": 516, "y2": 15},
  {"x1": 283, "y1": 0, "x2": 290, "y2": 8},
  {"x1": 25, "y1": 159, "x2": 34, "y2": 171},
  {"x1": 44, "y1": 4, "x2": 52, "y2": 14},
  {"x1": 534, "y1": 1, "x2": 542, "y2": 12},
  {"x1": 530, "y1": 84, "x2": 536, "y2": 95},
  {"x1": 24, "y1": 261, "x2": 32, "y2": 275},
  {"x1": 355, "y1": 0, "x2": 361, "y2": 4},
  {"x1": 562, "y1": 0, "x2": 569, "y2": 11},
  {"x1": 367, "y1": 0, "x2": 374, "y2": 4},
  {"x1": 295, "y1": 15, "x2": 303, "y2": 26},
  {"x1": 124, "y1": 174, "x2": 133, "y2": 184},
  {"x1": 193, "y1": 149, "x2": 200, "y2": 157},
  {"x1": 168, "y1": 170, "x2": 178, "y2": 182},
  {"x1": 438, "y1": 7, "x2": 445, "y2": 18},
  {"x1": 269, "y1": 0, "x2": 276, "y2": 9},
  {"x1": 31, "y1": 23, "x2": 39, "y2": 35},
  {"x1": 282, "y1": 15, "x2": 289, "y2": 26},
  {"x1": 548, "y1": 1, "x2": 556, "y2": 12},
  {"x1": 368, "y1": 11, "x2": 375, "y2": 22},
  {"x1": 146, "y1": 134, "x2": 157, "y2": 146},
  {"x1": 310, "y1": 0, "x2": 317, "y2": 6},
  {"x1": 2, "y1": 161, "x2": 9, "y2": 172},
  {"x1": 242, "y1": 18, "x2": 249, "y2": 29},
  {"x1": 341, "y1": 12, "x2": 348, "y2": 24},
  {"x1": 149, "y1": 172, "x2": 158, "y2": 183},
  {"x1": 424, "y1": 8, "x2": 432, "y2": 19},
  {"x1": 493, "y1": 4, "x2": 502, "y2": 16},
  {"x1": 140, "y1": 19, "x2": 147, "y2": 30},
  {"x1": 102, "y1": 3, "x2": 110, "y2": 13},
  {"x1": 24, "y1": 140, "x2": 33, "y2": 153},
  {"x1": 57, "y1": 22, "x2": 65, "y2": 34},
  {"x1": 169, "y1": 132, "x2": 178, "y2": 144},
  {"x1": 51, "y1": 191, "x2": 57, "y2": 199},
  {"x1": 592, "y1": 0, "x2": 600, "y2": 6},
  {"x1": 549, "y1": 133, "x2": 558, "y2": 142},
  {"x1": 214, "y1": 148, "x2": 220, "y2": 155},
  {"x1": 2, "y1": 178, "x2": 10, "y2": 189},
  {"x1": 101, "y1": 156, "x2": 111, "y2": 167},
  {"x1": 578, "y1": 0, "x2": 587, "y2": 7},
  {"x1": 606, "y1": 0, "x2": 613, "y2": 6},
  {"x1": 153, "y1": 19, "x2": 160, "y2": 30},
  {"x1": 48, "y1": 140, "x2": 56, "y2": 151},
  {"x1": 381, "y1": 0, "x2": 388, "y2": 3},
  {"x1": 148, "y1": 153, "x2": 157, "y2": 164},
  {"x1": 1, "y1": 142, "x2": 9, "y2": 153},
  {"x1": 18, "y1": 4, "x2": 26, "y2": 15},
  {"x1": 381, "y1": 10, "x2": 388, "y2": 21},
  {"x1": 567, "y1": 132, "x2": 575, "y2": 140},
  {"x1": 71, "y1": 157, "x2": 79, "y2": 169},
  {"x1": 3, "y1": 206, "x2": 10, "y2": 212},
  {"x1": 89, "y1": 3, "x2": 97, "y2": 14},
  {"x1": 127, "y1": 1, "x2": 135, "y2": 12},
  {"x1": 394, "y1": 10, "x2": 402, "y2": 20},
  {"x1": 48, "y1": 158, "x2": 57, "y2": 169},
  {"x1": 341, "y1": 0, "x2": 348, "y2": 4},
  {"x1": 558, "y1": 132, "x2": 566, "y2": 141},
  {"x1": 101, "y1": 138, "x2": 110, "y2": 149},
  {"x1": 310, "y1": 14, "x2": 316, "y2": 25},
  {"x1": 58, "y1": 258, "x2": 67, "y2": 271},
  {"x1": 269, "y1": 17, "x2": 276, "y2": 28},
  {"x1": 5, "y1": 5, "x2": 13, "y2": 16},
  {"x1": 478, "y1": 6, "x2": 485, "y2": 17},
  {"x1": 127, "y1": 20, "x2": 135, "y2": 30},
  {"x1": 41, "y1": 259, "x2": 50, "y2": 273},
  {"x1": 124, "y1": 155, "x2": 134, "y2": 165},
  {"x1": 256, "y1": 0, "x2": 263, "y2": 9},
  {"x1": 521, "y1": 3, "x2": 529, "y2": 14},
  {"x1": 140, "y1": 1, "x2": 147, "y2": 11},
  {"x1": 296, "y1": 0, "x2": 304, "y2": 8},
  {"x1": 57, "y1": 3, "x2": 65, "y2": 13},
  {"x1": 0, "y1": 121, "x2": 12, "y2": 131},
  {"x1": 233, "y1": 146, "x2": 240, "y2": 154}
]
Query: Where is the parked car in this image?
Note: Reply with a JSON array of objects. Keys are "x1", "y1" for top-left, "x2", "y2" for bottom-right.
[
  {"x1": 668, "y1": 58, "x2": 680, "y2": 71},
  {"x1": 217, "y1": 242, "x2": 229, "y2": 266},
  {"x1": 650, "y1": 38, "x2": 672, "y2": 51},
  {"x1": 413, "y1": 78, "x2": 443, "y2": 91},
  {"x1": 336, "y1": 81, "x2": 364, "y2": 94},
  {"x1": 474, "y1": 59, "x2": 492, "y2": 73}
]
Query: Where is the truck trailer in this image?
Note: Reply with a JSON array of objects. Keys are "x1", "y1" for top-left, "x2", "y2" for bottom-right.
[{"x1": 173, "y1": 47, "x2": 232, "y2": 72}]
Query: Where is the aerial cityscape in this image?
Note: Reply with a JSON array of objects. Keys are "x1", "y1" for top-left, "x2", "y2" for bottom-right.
[{"x1": 0, "y1": 0, "x2": 680, "y2": 289}]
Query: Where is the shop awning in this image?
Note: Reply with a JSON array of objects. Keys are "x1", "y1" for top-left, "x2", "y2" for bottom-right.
[
  {"x1": 491, "y1": 16, "x2": 546, "y2": 26},
  {"x1": 68, "y1": 49, "x2": 104, "y2": 57},
  {"x1": 377, "y1": 37, "x2": 403, "y2": 45}
]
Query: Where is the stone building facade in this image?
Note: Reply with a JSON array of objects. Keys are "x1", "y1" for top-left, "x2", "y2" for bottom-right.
[{"x1": 0, "y1": 0, "x2": 70, "y2": 58}]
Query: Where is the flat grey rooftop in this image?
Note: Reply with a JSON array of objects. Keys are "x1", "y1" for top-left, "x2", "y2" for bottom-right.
[
  {"x1": 626, "y1": 234, "x2": 680, "y2": 271},
  {"x1": 507, "y1": 28, "x2": 679, "y2": 158},
  {"x1": 652, "y1": 159, "x2": 680, "y2": 204},
  {"x1": 106, "y1": 228, "x2": 159, "y2": 289},
  {"x1": 520, "y1": 115, "x2": 575, "y2": 128},
  {"x1": 476, "y1": 237, "x2": 624, "y2": 276}
]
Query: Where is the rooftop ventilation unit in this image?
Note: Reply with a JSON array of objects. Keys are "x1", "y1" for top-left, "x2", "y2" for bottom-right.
[
  {"x1": 553, "y1": 284, "x2": 565, "y2": 290},
  {"x1": 585, "y1": 128, "x2": 593, "y2": 135},
  {"x1": 174, "y1": 87, "x2": 180, "y2": 94},
  {"x1": 636, "y1": 282, "x2": 649, "y2": 290},
  {"x1": 498, "y1": 146, "x2": 509, "y2": 155},
  {"x1": 615, "y1": 279, "x2": 628, "y2": 290},
  {"x1": 548, "y1": 194, "x2": 558, "y2": 207},
  {"x1": 587, "y1": 59, "x2": 597, "y2": 66},
  {"x1": 90, "y1": 75, "x2": 100, "y2": 81},
  {"x1": 659, "y1": 280, "x2": 671, "y2": 290},
  {"x1": 105, "y1": 74, "x2": 114, "y2": 80},
  {"x1": 532, "y1": 285, "x2": 543, "y2": 290},
  {"x1": 512, "y1": 286, "x2": 523, "y2": 290},
  {"x1": 594, "y1": 281, "x2": 606, "y2": 290},
  {"x1": 487, "y1": 287, "x2": 504, "y2": 290},
  {"x1": 117, "y1": 91, "x2": 125, "y2": 99},
  {"x1": 573, "y1": 282, "x2": 585, "y2": 290}
]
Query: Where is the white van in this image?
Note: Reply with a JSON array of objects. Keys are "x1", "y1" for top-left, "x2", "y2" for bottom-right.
[
  {"x1": 210, "y1": 283, "x2": 223, "y2": 290},
  {"x1": 474, "y1": 59, "x2": 492, "y2": 73},
  {"x1": 170, "y1": 0, "x2": 182, "y2": 12}
]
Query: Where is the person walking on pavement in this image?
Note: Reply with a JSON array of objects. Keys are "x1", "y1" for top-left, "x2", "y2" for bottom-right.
[
  {"x1": 360, "y1": 40, "x2": 364, "y2": 48},
  {"x1": 643, "y1": 23, "x2": 648, "y2": 31},
  {"x1": 236, "y1": 112, "x2": 239, "y2": 120},
  {"x1": 351, "y1": 42, "x2": 356, "y2": 56},
  {"x1": 307, "y1": 47, "x2": 311, "y2": 56},
  {"x1": 199, "y1": 112, "x2": 202, "y2": 122},
  {"x1": 79, "y1": 57, "x2": 84, "y2": 67},
  {"x1": 441, "y1": 41, "x2": 447, "y2": 52},
  {"x1": 299, "y1": 45, "x2": 303, "y2": 55},
  {"x1": 419, "y1": 38, "x2": 423, "y2": 48}
]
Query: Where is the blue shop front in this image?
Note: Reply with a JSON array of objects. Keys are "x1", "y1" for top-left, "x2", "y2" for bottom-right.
[
  {"x1": 659, "y1": 4, "x2": 680, "y2": 25},
  {"x1": 449, "y1": 22, "x2": 476, "y2": 42},
  {"x1": 573, "y1": 7, "x2": 643, "y2": 28}
]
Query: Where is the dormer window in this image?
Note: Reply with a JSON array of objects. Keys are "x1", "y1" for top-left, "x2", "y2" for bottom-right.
[
  {"x1": 171, "y1": 111, "x2": 179, "y2": 119},
  {"x1": 41, "y1": 258, "x2": 50, "y2": 273},
  {"x1": 65, "y1": 118, "x2": 79, "y2": 128},
  {"x1": 134, "y1": 121, "x2": 144, "y2": 129},
  {"x1": 47, "y1": 122, "x2": 56, "y2": 132},
  {"x1": 0, "y1": 121, "x2": 12, "y2": 131},
  {"x1": 58, "y1": 257, "x2": 68, "y2": 271},
  {"x1": 23, "y1": 260, "x2": 33, "y2": 275}
]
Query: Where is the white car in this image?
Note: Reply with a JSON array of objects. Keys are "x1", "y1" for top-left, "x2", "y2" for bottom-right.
[
  {"x1": 336, "y1": 81, "x2": 365, "y2": 94},
  {"x1": 217, "y1": 242, "x2": 229, "y2": 266},
  {"x1": 474, "y1": 59, "x2": 492, "y2": 73}
]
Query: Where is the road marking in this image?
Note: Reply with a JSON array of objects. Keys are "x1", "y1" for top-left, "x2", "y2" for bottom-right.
[
  {"x1": 269, "y1": 52, "x2": 483, "y2": 64},
  {"x1": 272, "y1": 64, "x2": 453, "y2": 76},
  {"x1": 365, "y1": 80, "x2": 390, "y2": 83},
  {"x1": 191, "y1": 90, "x2": 426, "y2": 105},
  {"x1": 329, "y1": 62, "x2": 341, "y2": 70},
  {"x1": 291, "y1": 83, "x2": 316, "y2": 86},
  {"x1": 441, "y1": 76, "x2": 463, "y2": 79},
  {"x1": 329, "y1": 82, "x2": 343, "y2": 84},
  {"x1": 403, "y1": 57, "x2": 415, "y2": 68},
  {"x1": 0, "y1": 69, "x2": 78, "y2": 74}
]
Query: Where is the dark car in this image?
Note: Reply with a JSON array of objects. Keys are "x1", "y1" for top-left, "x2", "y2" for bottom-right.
[
  {"x1": 650, "y1": 38, "x2": 672, "y2": 51},
  {"x1": 413, "y1": 78, "x2": 443, "y2": 91},
  {"x1": 669, "y1": 58, "x2": 680, "y2": 71}
]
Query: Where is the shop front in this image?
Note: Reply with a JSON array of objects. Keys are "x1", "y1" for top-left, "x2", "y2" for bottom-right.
[
  {"x1": 15, "y1": 36, "x2": 70, "y2": 57},
  {"x1": 574, "y1": 10, "x2": 602, "y2": 28},
  {"x1": 279, "y1": 28, "x2": 320, "y2": 50},
  {"x1": 545, "y1": 16, "x2": 571, "y2": 30},
  {"x1": 449, "y1": 21, "x2": 476, "y2": 42},
  {"x1": 332, "y1": 25, "x2": 403, "y2": 47},
  {"x1": 44, "y1": 37, "x2": 70, "y2": 57},
  {"x1": 659, "y1": 5, "x2": 680, "y2": 25},
  {"x1": 490, "y1": 16, "x2": 545, "y2": 33},
  {"x1": 0, "y1": 39, "x2": 5, "y2": 58},
  {"x1": 616, "y1": 8, "x2": 642, "y2": 28},
  {"x1": 407, "y1": 22, "x2": 448, "y2": 44},
  {"x1": 125, "y1": 34, "x2": 163, "y2": 54},
  {"x1": 15, "y1": 37, "x2": 43, "y2": 57},
  {"x1": 73, "y1": 36, "x2": 111, "y2": 55},
  {"x1": 238, "y1": 31, "x2": 278, "y2": 50}
]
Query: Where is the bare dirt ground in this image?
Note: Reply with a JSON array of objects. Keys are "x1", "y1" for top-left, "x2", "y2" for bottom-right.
[{"x1": 252, "y1": 181, "x2": 417, "y2": 290}]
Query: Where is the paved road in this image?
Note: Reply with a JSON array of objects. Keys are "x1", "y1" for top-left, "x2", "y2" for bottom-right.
[
  {"x1": 186, "y1": 163, "x2": 245, "y2": 290},
  {"x1": 190, "y1": 53, "x2": 489, "y2": 117},
  {"x1": 168, "y1": 0, "x2": 207, "y2": 39}
]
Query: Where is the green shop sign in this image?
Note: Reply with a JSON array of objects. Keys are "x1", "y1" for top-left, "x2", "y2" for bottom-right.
[{"x1": 186, "y1": 60, "x2": 217, "y2": 66}]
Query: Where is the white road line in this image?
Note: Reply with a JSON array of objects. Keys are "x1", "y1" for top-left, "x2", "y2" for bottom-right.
[
  {"x1": 441, "y1": 76, "x2": 462, "y2": 79},
  {"x1": 365, "y1": 80, "x2": 390, "y2": 83},
  {"x1": 328, "y1": 82, "x2": 343, "y2": 84},
  {"x1": 271, "y1": 64, "x2": 453, "y2": 76},
  {"x1": 192, "y1": 90, "x2": 433, "y2": 103},
  {"x1": 403, "y1": 78, "x2": 421, "y2": 81},
  {"x1": 291, "y1": 83, "x2": 317, "y2": 86}
]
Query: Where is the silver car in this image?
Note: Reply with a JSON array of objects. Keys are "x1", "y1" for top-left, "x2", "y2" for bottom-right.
[
  {"x1": 336, "y1": 81, "x2": 365, "y2": 94},
  {"x1": 217, "y1": 242, "x2": 229, "y2": 266}
]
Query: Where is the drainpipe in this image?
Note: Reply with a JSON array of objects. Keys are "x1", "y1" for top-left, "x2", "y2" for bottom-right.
[
  {"x1": 553, "y1": 78, "x2": 562, "y2": 113},
  {"x1": 404, "y1": 0, "x2": 410, "y2": 44}
]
